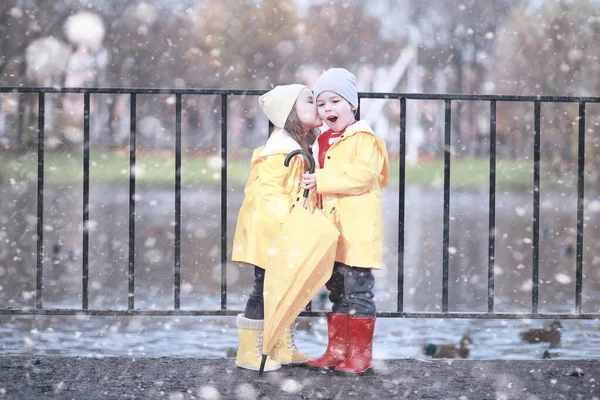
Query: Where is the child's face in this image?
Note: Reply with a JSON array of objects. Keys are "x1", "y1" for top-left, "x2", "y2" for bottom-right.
[
  {"x1": 316, "y1": 91, "x2": 355, "y2": 132},
  {"x1": 295, "y1": 88, "x2": 322, "y2": 131}
]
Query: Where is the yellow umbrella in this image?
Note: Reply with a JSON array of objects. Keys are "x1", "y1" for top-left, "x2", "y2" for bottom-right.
[{"x1": 259, "y1": 150, "x2": 340, "y2": 376}]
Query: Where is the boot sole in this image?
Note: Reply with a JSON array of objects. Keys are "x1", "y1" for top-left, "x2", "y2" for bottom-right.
[
  {"x1": 277, "y1": 360, "x2": 309, "y2": 367},
  {"x1": 306, "y1": 364, "x2": 337, "y2": 371}
]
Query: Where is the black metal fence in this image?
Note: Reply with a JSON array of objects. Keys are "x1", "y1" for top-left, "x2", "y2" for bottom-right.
[{"x1": 1, "y1": 86, "x2": 599, "y2": 320}]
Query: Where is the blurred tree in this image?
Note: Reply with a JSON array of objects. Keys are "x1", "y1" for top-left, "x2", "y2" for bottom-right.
[
  {"x1": 410, "y1": 0, "x2": 517, "y2": 92},
  {"x1": 493, "y1": 1, "x2": 598, "y2": 96},
  {"x1": 303, "y1": 0, "x2": 395, "y2": 71},
  {"x1": 0, "y1": 0, "x2": 81, "y2": 149},
  {"x1": 0, "y1": 0, "x2": 77, "y2": 84},
  {"x1": 492, "y1": 0, "x2": 600, "y2": 181},
  {"x1": 183, "y1": 0, "x2": 303, "y2": 88},
  {"x1": 408, "y1": 0, "x2": 516, "y2": 154}
]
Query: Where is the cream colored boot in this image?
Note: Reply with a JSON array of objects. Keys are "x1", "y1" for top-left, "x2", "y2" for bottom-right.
[
  {"x1": 235, "y1": 314, "x2": 281, "y2": 371},
  {"x1": 270, "y1": 321, "x2": 311, "y2": 365}
]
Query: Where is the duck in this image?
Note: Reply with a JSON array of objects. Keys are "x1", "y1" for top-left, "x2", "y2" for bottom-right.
[
  {"x1": 225, "y1": 347, "x2": 237, "y2": 358},
  {"x1": 51, "y1": 243, "x2": 77, "y2": 266},
  {"x1": 423, "y1": 334, "x2": 472, "y2": 358},
  {"x1": 519, "y1": 320, "x2": 562, "y2": 346},
  {"x1": 542, "y1": 349, "x2": 551, "y2": 359}
]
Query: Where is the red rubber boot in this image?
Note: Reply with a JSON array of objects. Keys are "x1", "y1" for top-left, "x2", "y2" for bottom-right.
[
  {"x1": 306, "y1": 313, "x2": 350, "y2": 370},
  {"x1": 334, "y1": 317, "x2": 375, "y2": 376}
]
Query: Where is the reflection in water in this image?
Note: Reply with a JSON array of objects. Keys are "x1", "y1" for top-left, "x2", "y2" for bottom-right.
[
  {"x1": 1, "y1": 182, "x2": 599, "y2": 358},
  {"x1": 0, "y1": 315, "x2": 598, "y2": 360}
]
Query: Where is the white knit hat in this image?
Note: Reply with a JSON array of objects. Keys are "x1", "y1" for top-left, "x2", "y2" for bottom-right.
[
  {"x1": 258, "y1": 84, "x2": 306, "y2": 128},
  {"x1": 313, "y1": 68, "x2": 358, "y2": 110}
]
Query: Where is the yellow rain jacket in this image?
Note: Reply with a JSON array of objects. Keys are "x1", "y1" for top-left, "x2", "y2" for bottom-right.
[
  {"x1": 232, "y1": 129, "x2": 307, "y2": 270},
  {"x1": 313, "y1": 120, "x2": 389, "y2": 270}
]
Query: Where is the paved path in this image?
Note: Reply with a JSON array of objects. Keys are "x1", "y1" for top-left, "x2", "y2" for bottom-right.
[{"x1": 0, "y1": 356, "x2": 598, "y2": 399}]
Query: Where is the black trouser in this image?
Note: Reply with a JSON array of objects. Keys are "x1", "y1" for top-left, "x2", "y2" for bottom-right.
[
  {"x1": 326, "y1": 262, "x2": 376, "y2": 317},
  {"x1": 244, "y1": 262, "x2": 376, "y2": 319},
  {"x1": 244, "y1": 266, "x2": 265, "y2": 320}
]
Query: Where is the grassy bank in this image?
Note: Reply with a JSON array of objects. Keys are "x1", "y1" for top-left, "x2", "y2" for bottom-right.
[
  {"x1": 0, "y1": 150, "x2": 584, "y2": 191},
  {"x1": 1, "y1": 151, "x2": 250, "y2": 186}
]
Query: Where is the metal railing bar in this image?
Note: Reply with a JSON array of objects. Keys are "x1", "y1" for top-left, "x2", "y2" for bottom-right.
[
  {"x1": 35, "y1": 92, "x2": 45, "y2": 309},
  {"x1": 17, "y1": 93, "x2": 24, "y2": 149},
  {"x1": 128, "y1": 93, "x2": 137, "y2": 310},
  {"x1": 576, "y1": 102, "x2": 585, "y2": 313},
  {"x1": 220, "y1": 94, "x2": 228, "y2": 310},
  {"x1": 488, "y1": 100, "x2": 497, "y2": 313},
  {"x1": 174, "y1": 94, "x2": 182, "y2": 310},
  {"x1": 398, "y1": 97, "x2": 406, "y2": 313},
  {"x1": 82, "y1": 92, "x2": 90, "y2": 310},
  {"x1": 442, "y1": 99, "x2": 451, "y2": 312},
  {"x1": 532, "y1": 101, "x2": 541, "y2": 314}
]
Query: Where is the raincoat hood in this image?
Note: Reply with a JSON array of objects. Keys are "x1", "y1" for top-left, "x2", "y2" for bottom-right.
[{"x1": 257, "y1": 128, "x2": 301, "y2": 158}]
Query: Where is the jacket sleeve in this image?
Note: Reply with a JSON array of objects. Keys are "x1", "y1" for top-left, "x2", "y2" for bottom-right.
[
  {"x1": 257, "y1": 155, "x2": 298, "y2": 222},
  {"x1": 315, "y1": 133, "x2": 385, "y2": 196}
]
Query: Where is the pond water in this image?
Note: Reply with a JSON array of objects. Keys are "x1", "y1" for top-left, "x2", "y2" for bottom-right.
[{"x1": 1, "y1": 182, "x2": 599, "y2": 359}]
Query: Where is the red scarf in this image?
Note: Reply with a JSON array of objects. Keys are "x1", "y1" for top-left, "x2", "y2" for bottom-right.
[{"x1": 317, "y1": 121, "x2": 357, "y2": 168}]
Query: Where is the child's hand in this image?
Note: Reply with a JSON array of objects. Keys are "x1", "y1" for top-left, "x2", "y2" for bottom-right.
[{"x1": 301, "y1": 173, "x2": 316, "y2": 190}]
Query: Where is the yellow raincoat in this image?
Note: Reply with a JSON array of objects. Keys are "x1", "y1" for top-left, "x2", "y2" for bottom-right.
[
  {"x1": 232, "y1": 129, "x2": 308, "y2": 270},
  {"x1": 313, "y1": 120, "x2": 389, "y2": 270}
]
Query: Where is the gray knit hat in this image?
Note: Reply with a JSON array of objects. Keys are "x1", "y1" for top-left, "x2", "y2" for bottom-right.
[{"x1": 313, "y1": 68, "x2": 358, "y2": 110}]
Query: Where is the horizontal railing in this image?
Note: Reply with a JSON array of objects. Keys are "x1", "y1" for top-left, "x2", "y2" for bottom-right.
[{"x1": 1, "y1": 86, "x2": 599, "y2": 319}]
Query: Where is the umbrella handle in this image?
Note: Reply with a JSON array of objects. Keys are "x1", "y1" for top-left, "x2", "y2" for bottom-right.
[
  {"x1": 284, "y1": 149, "x2": 315, "y2": 201},
  {"x1": 258, "y1": 354, "x2": 267, "y2": 377}
]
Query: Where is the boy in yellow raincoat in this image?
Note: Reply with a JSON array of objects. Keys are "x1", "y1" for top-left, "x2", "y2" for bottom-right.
[
  {"x1": 302, "y1": 68, "x2": 389, "y2": 376},
  {"x1": 232, "y1": 84, "x2": 322, "y2": 371}
]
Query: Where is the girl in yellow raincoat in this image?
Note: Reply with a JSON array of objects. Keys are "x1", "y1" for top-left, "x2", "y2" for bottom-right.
[
  {"x1": 232, "y1": 84, "x2": 322, "y2": 372},
  {"x1": 302, "y1": 68, "x2": 389, "y2": 376}
]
